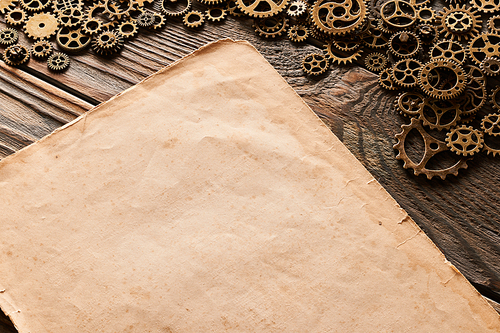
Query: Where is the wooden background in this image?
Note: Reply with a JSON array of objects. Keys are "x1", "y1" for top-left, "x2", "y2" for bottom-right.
[{"x1": 1, "y1": 4, "x2": 500, "y2": 331}]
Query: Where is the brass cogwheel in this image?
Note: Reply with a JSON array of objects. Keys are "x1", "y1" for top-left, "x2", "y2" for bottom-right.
[
  {"x1": 389, "y1": 31, "x2": 420, "y2": 59},
  {"x1": 394, "y1": 118, "x2": 469, "y2": 180},
  {"x1": 0, "y1": 28, "x2": 18, "y2": 46},
  {"x1": 288, "y1": 24, "x2": 308, "y2": 42},
  {"x1": 31, "y1": 40, "x2": 53, "y2": 58},
  {"x1": 491, "y1": 86, "x2": 500, "y2": 111},
  {"x1": 394, "y1": 91, "x2": 425, "y2": 117},
  {"x1": 59, "y1": 7, "x2": 84, "y2": 27},
  {"x1": 3, "y1": 44, "x2": 30, "y2": 66},
  {"x1": 236, "y1": 0, "x2": 289, "y2": 18},
  {"x1": 92, "y1": 30, "x2": 124, "y2": 56},
  {"x1": 47, "y1": 52, "x2": 70, "y2": 71},
  {"x1": 151, "y1": 12, "x2": 167, "y2": 30},
  {"x1": 364, "y1": 52, "x2": 387, "y2": 72},
  {"x1": 5, "y1": 8, "x2": 27, "y2": 26},
  {"x1": 445, "y1": 125, "x2": 483, "y2": 156},
  {"x1": 362, "y1": 25, "x2": 390, "y2": 49},
  {"x1": 52, "y1": 0, "x2": 82, "y2": 13},
  {"x1": 324, "y1": 43, "x2": 363, "y2": 65},
  {"x1": 56, "y1": 27, "x2": 91, "y2": 53},
  {"x1": 253, "y1": 15, "x2": 288, "y2": 38},
  {"x1": 416, "y1": 6, "x2": 434, "y2": 24},
  {"x1": 162, "y1": 0, "x2": 192, "y2": 17},
  {"x1": 183, "y1": 10, "x2": 205, "y2": 28},
  {"x1": 378, "y1": 68, "x2": 399, "y2": 90},
  {"x1": 117, "y1": 20, "x2": 138, "y2": 39},
  {"x1": 480, "y1": 57, "x2": 500, "y2": 76},
  {"x1": 0, "y1": 0, "x2": 16, "y2": 14},
  {"x1": 457, "y1": 75, "x2": 487, "y2": 117},
  {"x1": 311, "y1": 0, "x2": 367, "y2": 35},
  {"x1": 380, "y1": 0, "x2": 416, "y2": 29},
  {"x1": 104, "y1": 0, "x2": 134, "y2": 20},
  {"x1": 467, "y1": 33, "x2": 500, "y2": 66},
  {"x1": 287, "y1": 0, "x2": 307, "y2": 17},
  {"x1": 302, "y1": 53, "x2": 329, "y2": 75},
  {"x1": 429, "y1": 39, "x2": 466, "y2": 65},
  {"x1": 20, "y1": 0, "x2": 50, "y2": 12},
  {"x1": 418, "y1": 98, "x2": 461, "y2": 131},
  {"x1": 331, "y1": 35, "x2": 361, "y2": 52},
  {"x1": 391, "y1": 58, "x2": 422, "y2": 88},
  {"x1": 136, "y1": 11, "x2": 156, "y2": 27},
  {"x1": 436, "y1": 4, "x2": 481, "y2": 41},
  {"x1": 418, "y1": 59, "x2": 466, "y2": 100},
  {"x1": 82, "y1": 19, "x2": 103, "y2": 35},
  {"x1": 481, "y1": 113, "x2": 500, "y2": 136},
  {"x1": 487, "y1": 15, "x2": 500, "y2": 33},
  {"x1": 469, "y1": 0, "x2": 500, "y2": 13},
  {"x1": 205, "y1": 7, "x2": 227, "y2": 22},
  {"x1": 24, "y1": 12, "x2": 59, "y2": 40}
]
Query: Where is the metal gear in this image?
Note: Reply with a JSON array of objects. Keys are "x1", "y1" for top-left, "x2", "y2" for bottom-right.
[
  {"x1": 445, "y1": 125, "x2": 483, "y2": 156},
  {"x1": 5, "y1": 8, "x2": 27, "y2": 26},
  {"x1": 20, "y1": 0, "x2": 50, "y2": 12},
  {"x1": 92, "y1": 30, "x2": 124, "y2": 56},
  {"x1": 286, "y1": 0, "x2": 307, "y2": 17},
  {"x1": 288, "y1": 24, "x2": 308, "y2": 42},
  {"x1": 0, "y1": 0, "x2": 17, "y2": 14},
  {"x1": 205, "y1": 7, "x2": 227, "y2": 22},
  {"x1": 436, "y1": 4, "x2": 481, "y2": 41},
  {"x1": 457, "y1": 76, "x2": 487, "y2": 117},
  {"x1": 415, "y1": 24, "x2": 438, "y2": 45},
  {"x1": 364, "y1": 52, "x2": 387, "y2": 72},
  {"x1": 302, "y1": 53, "x2": 329, "y2": 75},
  {"x1": 487, "y1": 15, "x2": 500, "y2": 33},
  {"x1": 361, "y1": 25, "x2": 390, "y2": 49},
  {"x1": 389, "y1": 30, "x2": 420, "y2": 59},
  {"x1": 161, "y1": 0, "x2": 192, "y2": 17},
  {"x1": 56, "y1": 27, "x2": 91, "y2": 53},
  {"x1": 480, "y1": 57, "x2": 500, "y2": 76},
  {"x1": 31, "y1": 39, "x2": 53, "y2": 58},
  {"x1": 323, "y1": 41, "x2": 363, "y2": 64},
  {"x1": 151, "y1": 12, "x2": 167, "y2": 30},
  {"x1": 59, "y1": 7, "x2": 85, "y2": 27},
  {"x1": 311, "y1": 0, "x2": 367, "y2": 35},
  {"x1": 47, "y1": 52, "x2": 70, "y2": 71},
  {"x1": 467, "y1": 33, "x2": 500, "y2": 66},
  {"x1": 236, "y1": 0, "x2": 289, "y2": 18},
  {"x1": 0, "y1": 28, "x2": 18, "y2": 46},
  {"x1": 394, "y1": 91, "x2": 425, "y2": 117},
  {"x1": 481, "y1": 113, "x2": 500, "y2": 136},
  {"x1": 136, "y1": 11, "x2": 156, "y2": 27},
  {"x1": 117, "y1": 20, "x2": 138, "y2": 39},
  {"x1": 3, "y1": 44, "x2": 30, "y2": 66},
  {"x1": 378, "y1": 68, "x2": 399, "y2": 91},
  {"x1": 331, "y1": 34, "x2": 361, "y2": 52},
  {"x1": 103, "y1": 0, "x2": 134, "y2": 20},
  {"x1": 418, "y1": 98, "x2": 461, "y2": 131},
  {"x1": 183, "y1": 10, "x2": 205, "y2": 28},
  {"x1": 391, "y1": 58, "x2": 422, "y2": 88},
  {"x1": 253, "y1": 15, "x2": 288, "y2": 38},
  {"x1": 380, "y1": 0, "x2": 417, "y2": 29},
  {"x1": 416, "y1": 6, "x2": 434, "y2": 24},
  {"x1": 82, "y1": 18, "x2": 103, "y2": 35},
  {"x1": 24, "y1": 12, "x2": 59, "y2": 40},
  {"x1": 394, "y1": 117, "x2": 469, "y2": 180},
  {"x1": 469, "y1": 0, "x2": 500, "y2": 13},
  {"x1": 429, "y1": 39, "x2": 466, "y2": 65},
  {"x1": 418, "y1": 59, "x2": 466, "y2": 100},
  {"x1": 85, "y1": 2, "x2": 119, "y2": 32}
]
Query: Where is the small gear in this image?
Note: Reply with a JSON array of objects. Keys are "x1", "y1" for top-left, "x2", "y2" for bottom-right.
[
  {"x1": 389, "y1": 31, "x2": 420, "y2": 58},
  {"x1": 205, "y1": 7, "x2": 227, "y2": 22},
  {"x1": 162, "y1": 0, "x2": 192, "y2": 17},
  {"x1": 436, "y1": 4, "x2": 481, "y2": 41},
  {"x1": 415, "y1": 24, "x2": 438, "y2": 45},
  {"x1": 429, "y1": 39, "x2": 466, "y2": 65},
  {"x1": 136, "y1": 11, "x2": 156, "y2": 27},
  {"x1": 92, "y1": 30, "x2": 124, "y2": 56},
  {"x1": 378, "y1": 68, "x2": 399, "y2": 91},
  {"x1": 31, "y1": 40, "x2": 53, "y2": 58},
  {"x1": 286, "y1": 0, "x2": 307, "y2": 17},
  {"x1": 311, "y1": 0, "x2": 367, "y2": 35},
  {"x1": 288, "y1": 24, "x2": 308, "y2": 42},
  {"x1": 364, "y1": 52, "x2": 387, "y2": 72},
  {"x1": 469, "y1": 0, "x2": 500, "y2": 13},
  {"x1": 20, "y1": 0, "x2": 50, "y2": 12},
  {"x1": 0, "y1": 28, "x2": 18, "y2": 46},
  {"x1": 467, "y1": 33, "x2": 500, "y2": 66},
  {"x1": 24, "y1": 12, "x2": 59, "y2": 40},
  {"x1": 487, "y1": 15, "x2": 500, "y2": 33},
  {"x1": 237, "y1": 0, "x2": 289, "y2": 18},
  {"x1": 57, "y1": 27, "x2": 91, "y2": 53},
  {"x1": 0, "y1": 0, "x2": 17, "y2": 14},
  {"x1": 253, "y1": 15, "x2": 288, "y2": 38},
  {"x1": 394, "y1": 91, "x2": 425, "y2": 117},
  {"x1": 151, "y1": 12, "x2": 167, "y2": 30},
  {"x1": 391, "y1": 58, "x2": 422, "y2": 88},
  {"x1": 5, "y1": 8, "x2": 27, "y2": 26},
  {"x1": 445, "y1": 125, "x2": 483, "y2": 156},
  {"x1": 59, "y1": 7, "x2": 84, "y2": 27},
  {"x1": 491, "y1": 86, "x2": 500, "y2": 111},
  {"x1": 418, "y1": 59, "x2": 466, "y2": 100},
  {"x1": 481, "y1": 113, "x2": 500, "y2": 136},
  {"x1": 3, "y1": 44, "x2": 30, "y2": 66},
  {"x1": 183, "y1": 10, "x2": 205, "y2": 28},
  {"x1": 82, "y1": 18, "x2": 103, "y2": 35},
  {"x1": 480, "y1": 57, "x2": 500, "y2": 76},
  {"x1": 302, "y1": 53, "x2": 329, "y2": 76},
  {"x1": 394, "y1": 118, "x2": 469, "y2": 179},
  {"x1": 47, "y1": 52, "x2": 70, "y2": 71},
  {"x1": 117, "y1": 20, "x2": 138, "y2": 39},
  {"x1": 416, "y1": 6, "x2": 434, "y2": 24}
]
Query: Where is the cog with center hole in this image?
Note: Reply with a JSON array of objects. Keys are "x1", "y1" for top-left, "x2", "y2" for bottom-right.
[
  {"x1": 480, "y1": 57, "x2": 500, "y2": 76},
  {"x1": 394, "y1": 91, "x2": 425, "y2": 117},
  {"x1": 436, "y1": 4, "x2": 481, "y2": 41},
  {"x1": 151, "y1": 12, "x2": 167, "y2": 30},
  {"x1": 416, "y1": 6, "x2": 434, "y2": 24},
  {"x1": 24, "y1": 13, "x2": 59, "y2": 40},
  {"x1": 47, "y1": 52, "x2": 70, "y2": 71},
  {"x1": 5, "y1": 8, "x2": 27, "y2": 26},
  {"x1": 481, "y1": 113, "x2": 500, "y2": 136},
  {"x1": 117, "y1": 20, "x2": 138, "y2": 39},
  {"x1": 0, "y1": 0, "x2": 17, "y2": 14},
  {"x1": 418, "y1": 59, "x2": 466, "y2": 100},
  {"x1": 31, "y1": 40, "x2": 53, "y2": 58},
  {"x1": 394, "y1": 118, "x2": 469, "y2": 180},
  {"x1": 287, "y1": 0, "x2": 307, "y2": 17},
  {"x1": 236, "y1": 0, "x2": 289, "y2": 18},
  {"x1": 380, "y1": 0, "x2": 416, "y2": 29},
  {"x1": 378, "y1": 68, "x2": 399, "y2": 91},
  {"x1": 20, "y1": 0, "x2": 50, "y2": 12},
  {"x1": 183, "y1": 10, "x2": 205, "y2": 28},
  {"x1": 391, "y1": 58, "x2": 422, "y2": 88},
  {"x1": 418, "y1": 98, "x2": 461, "y2": 131},
  {"x1": 57, "y1": 27, "x2": 91, "y2": 53},
  {"x1": 92, "y1": 30, "x2": 124, "y2": 56},
  {"x1": 3, "y1": 44, "x2": 30, "y2": 66},
  {"x1": 389, "y1": 31, "x2": 420, "y2": 59},
  {"x1": 136, "y1": 11, "x2": 156, "y2": 27},
  {"x1": 288, "y1": 24, "x2": 308, "y2": 42},
  {"x1": 205, "y1": 7, "x2": 227, "y2": 22},
  {"x1": 467, "y1": 33, "x2": 500, "y2": 66},
  {"x1": 445, "y1": 125, "x2": 483, "y2": 156},
  {"x1": 311, "y1": 0, "x2": 367, "y2": 35},
  {"x1": 429, "y1": 39, "x2": 466, "y2": 64},
  {"x1": 364, "y1": 52, "x2": 387, "y2": 72},
  {"x1": 487, "y1": 15, "x2": 500, "y2": 33},
  {"x1": 302, "y1": 53, "x2": 329, "y2": 76},
  {"x1": 0, "y1": 28, "x2": 18, "y2": 45}
]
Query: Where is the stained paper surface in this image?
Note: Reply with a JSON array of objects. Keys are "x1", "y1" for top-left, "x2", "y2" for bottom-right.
[{"x1": 0, "y1": 39, "x2": 499, "y2": 332}]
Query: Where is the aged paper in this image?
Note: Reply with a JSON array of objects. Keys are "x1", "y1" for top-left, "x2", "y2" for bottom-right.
[{"x1": 0, "y1": 39, "x2": 499, "y2": 332}]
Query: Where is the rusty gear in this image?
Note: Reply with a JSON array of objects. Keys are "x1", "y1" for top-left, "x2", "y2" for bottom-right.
[
  {"x1": 92, "y1": 30, "x2": 124, "y2": 56},
  {"x1": 483, "y1": 142, "x2": 500, "y2": 157},
  {"x1": 24, "y1": 13, "x2": 59, "y2": 40},
  {"x1": 394, "y1": 91, "x2": 425, "y2": 117},
  {"x1": 236, "y1": 0, "x2": 289, "y2": 18},
  {"x1": 436, "y1": 4, "x2": 481, "y2": 41},
  {"x1": 302, "y1": 53, "x2": 329, "y2": 75},
  {"x1": 362, "y1": 25, "x2": 390, "y2": 49},
  {"x1": 429, "y1": 39, "x2": 466, "y2": 64},
  {"x1": 5, "y1": 8, "x2": 27, "y2": 26},
  {"x1": 364, "y1": 52, "x2": 387, "y2": 72},
  {"x1": 0, "y1": 28, "x2": 18, "y2": 46},
  {"x1": 57, "y1": 27, "x2": 91, "y2": 53},
  {"x1": 3, "y1": 44, "x2": 30, "y2": 66},
  {"x1": 288, "y1": 24, "x2": 308, "y2": 42},
  {"x1": 161, "y1": 0, "x2": 192, "y2": 17},
  {"x1": 467, "y1": 33, "x2": 500, "y2": 66},
  {"x1": 480, "y1": 57, "x2": 500, "y2": 76},
  {"x1": 311, "y1": 0, "x2": 367, "y2": 35},
  {"x1": 391, "y1": 58, "x2": 422, "y2": 88},
  {"x1": 378, "y1": 68, "x2": 399, "y2": 91},
  {"x1": 0, "y1": 0, "x2": 16, "y2": 14},
  {"x1": 183, "y1": 10, "x2": 205, "y2": 28},
  {"x1": 418, "y1": 59, "x2": 466, "y2": 100},
  {"x1": 380, "y1": 0, "x2": 416, "y2": 29},
  {"x1": 394, "y1": 118, "x2": 469, "y2": 180},
  {"x1": 418, "y1": 98, "x2": 461, "y2": 131},
  {"x1": 205, "y1": 7, "x2": 227, "y2": 22},
  {"x1": 47, "y1": 52, "x2": 70, "y2": 71},
  {"x1": 445, "y1": 125, "x2": 483, "y2": 156},
  {"x1": 481, "y1": 113, "x2": 500, "y2": 136},
  {"x1": 389, "y1": 31, "x2": 420, "y2": 58},
  {"x1": 31, "y1": 40, "x2": 53, "y2": 58}
]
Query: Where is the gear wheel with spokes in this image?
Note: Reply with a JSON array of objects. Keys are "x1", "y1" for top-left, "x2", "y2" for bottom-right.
[
  {"x1": 436, "y1": 4, "x2": 482, "y2": 41},
  {"x1": 302, "y1": 53, "x2": 329, "y2": 75},
  {"x1": 445, "y1": 125, "x2": 484, "y2": 156},
  {"x1": 47, "y1": 52, "x2": 70, "y2": 71}
]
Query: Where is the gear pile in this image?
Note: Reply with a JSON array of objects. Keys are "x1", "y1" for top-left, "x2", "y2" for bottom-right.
[{"x1": 0, "y1": 0, "x2": 499, "y2": 179}]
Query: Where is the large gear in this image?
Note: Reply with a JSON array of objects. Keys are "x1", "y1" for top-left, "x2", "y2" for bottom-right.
[
  {"x1": 364, "y1": 52, "x2": 387, "y2": 72},
  {"x1": 3, "y1": 44, "x2": 30, "y2": 66},
  {"x1": 236, "y1": 0, "x2": 289, "y2": 18},
  {"x1": 480, "y1": 57, "x2": 500, "y2": 76},
  {"x1": 388, "y1": 30, "x2": 420, "y2": 59},
  {"x1": 302, "y1": 52, "x2": 329, "y2": 75},
  {"x1": 24, "y1": 12, "x2": 59, "y2": 40},
  {"x1": 436, "y1": 4, "x2": 481, "y2": 41},
  {"x1": 311, "y1": 0, "x2": 367, "y2": 35},
  {"x1": 0, "y1": 28, "x2": 18, "y2": 46},
  {"x1": 20, "y1": 0, "x2": 50, "y2": 12},
  {"x1": 31, "y1": 40, "x2": 53, "y2": 58},
  {"x1": 47, "y1": 52, "x2": 70, "y2": 71},
  {"x1": 394, "y1": 118, "x2": 469, "y2": 180},
  {"x1": 467, "y1": 33, "x2": 500, "y2": 66},
  {"x1": 445, "y1": 125, "x2": 483, "y2": 156},
  {"x1": 56, "y1": 27, "x2": 91, "y2": 53},
  {"x1": 92, "y1": 30, "x2": 124, "y2": 56},
  {"x1": 5, "y1": 8, "x2": 27, "y2": 26},
  {"x1": 429, "y1": 39, "x2": 466, "y2": 65},
  {"x1": 418, "y1": 59, "x2": 466, "y2": 100},
  {"x1": 418, "y1": 98, "x2": 461, "y2": 131},
  {"x1": 481, "y1": 113, "x2": 500, "y2": 136},
  {"x1": 0, "y1": 0, "x2": 16, "y2": 14}
]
